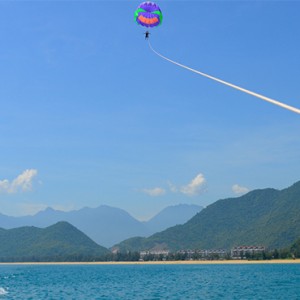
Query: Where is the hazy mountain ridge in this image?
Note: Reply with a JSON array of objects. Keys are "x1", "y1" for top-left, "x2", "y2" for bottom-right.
[
  {"x1": 115, "y1": 181, "x2": 300, "y2": 252},
  {"x1": 144, "y1": 204, "x2": 202, "y2": 233},
  {"x1": 0, "y1": 204, "x2": 202, "y2": 248},
  {"x1": 1, "y1": 181, "x2": 299, "y2": 258}
]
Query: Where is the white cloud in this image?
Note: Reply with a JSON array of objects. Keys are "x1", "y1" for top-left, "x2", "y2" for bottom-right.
[
  {"x1": 51, "y1": 204, "x2": 78, "y2": 212},
  {"x1": 17, "y1": 203, "x2": 77, "y2": 216},
  {"x1": 17, "y1": 202, "x2": 48, "y2": 216},
  {"x1": 232, "y1": 184, "x2": 250, "y2": 195},
  {"x1": 167, "y1": 181, "x2": 177, "y2": 193},
  {"x1": 142, "y1": 187, "x2": 166, "y2": 197},
  {"x1": 140, "y1": 173, "x2": 206, "y2": 198},
  {"x1": 0, "y1": 202, "x2": 78, "y2": 217},
  {"x1": 0, "y1": 179, "x2": 10, "y2": 191},
  {"x1": 0, "y1": 169, "x2": 38, "y2": 194},
  {"x1": 180, "y1": 173, "x2": 206, "y2": 196}
]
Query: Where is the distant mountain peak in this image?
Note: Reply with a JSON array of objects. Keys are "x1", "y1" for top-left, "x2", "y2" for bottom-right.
[
  {"x1": 0, "y1": 221, "x2": 109, "y2": 261},
  {"x1": 145, "y1": 203, "x2": 203, "y2": 234},
  {"x1": 0, "y1": 203, "x2": 204, "y2": 248}
]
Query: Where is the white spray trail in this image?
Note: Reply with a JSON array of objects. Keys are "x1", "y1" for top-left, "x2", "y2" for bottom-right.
[
  {"x1": 148, "y1": 41, "x2": 300, "y2": 115},
  {"x1": 0, "y1": 287, "x2": 8, "y2": 295}
]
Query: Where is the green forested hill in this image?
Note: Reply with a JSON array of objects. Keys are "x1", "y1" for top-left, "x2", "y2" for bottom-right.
[
  {"x1": 0, "y1": 221, "x2": 109, "y2": 262},
  {"x1": 115, "y1": 181, "x2": 300, "y2": 252}
]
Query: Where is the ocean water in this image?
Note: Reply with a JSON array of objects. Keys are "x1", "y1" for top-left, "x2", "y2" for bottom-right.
[{"x1": 0, "y1": 263, "x2": 300, "y2": 299}]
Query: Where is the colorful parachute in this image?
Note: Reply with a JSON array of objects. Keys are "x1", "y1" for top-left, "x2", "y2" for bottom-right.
[{"x1": 134, "y1": 2, "x2": 163, "y2": 28}]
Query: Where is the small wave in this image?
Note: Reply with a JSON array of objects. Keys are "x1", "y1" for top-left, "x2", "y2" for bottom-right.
[{"x1": 0, "y1": 287, "x2": 8, "y2": 295}]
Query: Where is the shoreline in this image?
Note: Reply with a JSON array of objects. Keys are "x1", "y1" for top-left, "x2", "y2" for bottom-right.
[{"x1": 1, "y1": 259, "x2": 300, "y2": 265}]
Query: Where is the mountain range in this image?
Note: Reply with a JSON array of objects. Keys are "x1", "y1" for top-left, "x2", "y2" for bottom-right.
[
  {"x1": 1, "y1": 181, "x2": 299, "y2": 261},
  {"x1": 0, "y1": 204, "x2": 202, "y2": 248},
  {"x1": 0, "y1": 222, "x2": 109, "y2": 262},
  {"x1": 115, "y1": 181, "x2": 300, "y2": 252}
]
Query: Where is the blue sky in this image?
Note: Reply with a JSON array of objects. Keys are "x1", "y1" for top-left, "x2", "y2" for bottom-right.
[{"x1": 0, "y1": 0, "x2": 299, "y2": 220}]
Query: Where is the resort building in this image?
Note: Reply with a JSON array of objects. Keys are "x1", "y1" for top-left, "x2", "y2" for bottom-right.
[
  {"x1": 231, "y1": 246, "x2": 265, "y2": 258},
  {"x1": 140, "y1": 250, "x2": 170, "y2": 259}
]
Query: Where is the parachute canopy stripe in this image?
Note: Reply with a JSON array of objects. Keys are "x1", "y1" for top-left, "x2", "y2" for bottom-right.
[
  {"x1": 134, "y1": 8, "x2": 146, "y2": 19},
  {"x1": 134, "y1": 1, "x2": 162, "y2": 28},
  {"x1": 138, "y1": 15, "x2": 159, "y2": 26}
]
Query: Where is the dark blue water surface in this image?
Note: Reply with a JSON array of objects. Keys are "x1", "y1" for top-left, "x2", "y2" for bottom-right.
[{"x1": 0, "y1": 263, "x2": 299, "y2": 299}]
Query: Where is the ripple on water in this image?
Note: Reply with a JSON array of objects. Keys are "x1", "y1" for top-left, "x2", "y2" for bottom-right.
[{"x1": 0, "y1": 264, "x2": 299, "y2": 299}]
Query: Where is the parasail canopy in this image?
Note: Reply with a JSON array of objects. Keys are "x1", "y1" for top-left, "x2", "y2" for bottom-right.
[{"x1": 134, "y1": 1, "x2": 163, "y2": 28}]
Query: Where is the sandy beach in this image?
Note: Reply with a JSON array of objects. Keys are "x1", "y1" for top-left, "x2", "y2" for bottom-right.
[{"x1": 1, "y1": 259, "x2": 299, "y2": 265}]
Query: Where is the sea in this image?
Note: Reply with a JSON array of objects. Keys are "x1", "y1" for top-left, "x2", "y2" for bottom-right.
[{"x1": 0, "y1": 263, "x2": 300, "y2": 299}]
